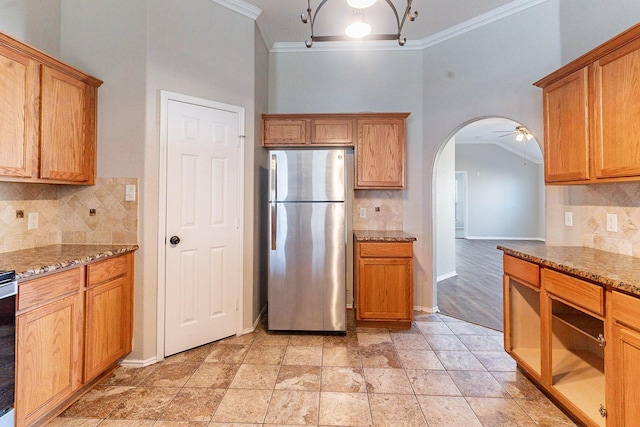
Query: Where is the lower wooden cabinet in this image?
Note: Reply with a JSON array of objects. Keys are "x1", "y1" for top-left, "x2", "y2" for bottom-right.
[
  {"x1": 609, "y1": 290, "x2": 640, "y2": 426},
  {"x1": 15, "y1": 253, "x2": 134, "y2": 427},
  {"x1": 16, "y1": 268, "x2": 84, "y2": 427},
  {"x1": 84, "y1": 253, "x2": 133, "y2": 381},
  {"x1": 355, "y1": 240, "x2": 413, "y2": 328},
  {"x1": 502, "y1": 255, "x2": 622, "y2": 427}
]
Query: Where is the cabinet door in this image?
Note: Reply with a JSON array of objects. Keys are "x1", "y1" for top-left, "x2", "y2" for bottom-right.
[
  {"x1": 356, "y1": 118, "x2": 406, "y2": 188},
  {"x1": 263, "y1": 118, "x2": 308, "y2": 146},
  {"x1": 357, "y1": 257, "x2": 412, "y2": 321},
  {"x1": 310, "y1": 118, "x2": 354, "y2": 145},
  {"x1": 611, "y1": 325, "x2": 640, "y2": 426},
  {"x1": 85, "y1": 275, "x2": 132, "y2": 381},
  {"x1": 40, "y1": 65, "x2": 95, "y2": 183},
  {"x1": 592, "y1": 38, "x2": 640, "y2": 179},
  {"x1": 543, "y1": 68, "x2": 590, "y2": 183},
  {"x1": 0, "y1": 44, "x2": 38, "y2": 178},
  {"x1": 16, "y1": 293, "x2": 83, "y2": 427}
]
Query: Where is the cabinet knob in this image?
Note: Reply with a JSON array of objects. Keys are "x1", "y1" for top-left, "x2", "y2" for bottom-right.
[{"x1": 169, "y1": 236, "x2": 181, "y2": 245}]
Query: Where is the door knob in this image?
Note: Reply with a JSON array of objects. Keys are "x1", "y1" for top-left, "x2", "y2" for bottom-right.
[{"x1": 169, "y1": 236, "x2": 181, "y2": 245}]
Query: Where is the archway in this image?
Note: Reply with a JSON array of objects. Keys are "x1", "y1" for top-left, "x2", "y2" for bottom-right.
[{"x1": 432, "y1": 117, "x2": 544, "y2": 330}]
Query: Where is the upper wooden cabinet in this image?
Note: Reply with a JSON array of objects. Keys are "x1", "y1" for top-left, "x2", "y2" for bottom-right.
[
  {"x1": 263, "y1": 112, "x2": 409, "y2": 189},
  {"x1": 535, "y1": 22, "x2": 640, "y2": 184},
  {"x1": 355, "y1": 116, "x2": 407, "y2": 189},
  {"x1": 263, "y1": 114, "x2": 356, "y2": 146},
  {"x1": 0, "y1": 31, "x2": 102, "y2": 185}
]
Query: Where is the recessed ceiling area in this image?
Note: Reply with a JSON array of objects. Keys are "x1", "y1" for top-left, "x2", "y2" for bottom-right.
[
  {"x1": 242, "y1": 0, "x2": 540, "y2": 49},
  {"x1": 454, "y1": 117, "x2": 543, "y2": 164}
]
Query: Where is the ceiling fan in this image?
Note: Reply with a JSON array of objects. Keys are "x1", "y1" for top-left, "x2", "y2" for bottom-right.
[{"x1": 493, "y1": 125, "x2": 533, "y2": 141}]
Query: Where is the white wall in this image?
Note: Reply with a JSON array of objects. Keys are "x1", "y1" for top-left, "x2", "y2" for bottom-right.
[
  {"x1": 455, "y1": 144, "x2": 542, "y2": 239},
  {"x1": 435, "y1": 137, "x2": 456, "y2": 280},
  {"x1": 0, "y1": 0, "x2": 61, "y2": 56},
  {"x1": 58, "y1": 0, "x2": 264, "y2": 362}
]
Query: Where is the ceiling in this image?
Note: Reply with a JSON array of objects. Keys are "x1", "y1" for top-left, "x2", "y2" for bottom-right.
[
  {"x1": 232, "y1": 1, "x2": 543, "y2": 162},
  {"x1": 455, "y1": 118, "x2": 543, "y2": 164},
  {"x1": 243, "y1": 0, "x2": 531, "y2": 49}
]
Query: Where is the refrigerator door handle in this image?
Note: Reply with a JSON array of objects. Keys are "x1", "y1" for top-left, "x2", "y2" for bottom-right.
[
  {"x1": 270, "y1": 154, "x2": 277, "y2": 202},
  {"x1": 271, "y1": 203, "x2": 277, "y2": 250}
]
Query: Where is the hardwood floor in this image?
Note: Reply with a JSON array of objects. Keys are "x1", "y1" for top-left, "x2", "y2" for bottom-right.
[{"x1": 437, "y1": 239, "x2": 544, "y2": 332}]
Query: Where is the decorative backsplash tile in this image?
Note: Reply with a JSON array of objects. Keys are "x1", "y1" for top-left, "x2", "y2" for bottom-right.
[
  {"x1": 0, "y1": 178, "x2": 138, "y2": 254},
  {"x1": 583, "y1": 182, "x2": 640, "y2": 257},
  {"x1": 352, "y1": 190, "x2": 403, "y2": 230}
]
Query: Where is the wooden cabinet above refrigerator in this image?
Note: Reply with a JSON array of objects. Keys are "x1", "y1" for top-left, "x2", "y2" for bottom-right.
[{"x1": 262, "y1": 112, "x2": 409, "y2": 189}]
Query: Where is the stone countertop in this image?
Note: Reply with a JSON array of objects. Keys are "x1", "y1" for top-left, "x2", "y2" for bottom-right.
[
  {"x1": 498, "y1": 243, "x2": 640, "y2": 296},
  {"x1": 354, "y1": 230, "x2": 417, "y2": 242},
  {"x1": 0, "y1": 244, "x2": 139, "y2": 280}
]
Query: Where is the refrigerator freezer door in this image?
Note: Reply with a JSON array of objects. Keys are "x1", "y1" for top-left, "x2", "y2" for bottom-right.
[
  {"x1": 268, "y1": 201, "x2": 346, "y2": 331},
  {"x1": 270, "y1": 150, "x2": 345, "y2": 202}
]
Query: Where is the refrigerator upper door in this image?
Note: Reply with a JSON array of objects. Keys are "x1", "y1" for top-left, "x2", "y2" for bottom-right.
[
  {"x1": 270, "y1": 149, "x2": 345, "y2": 202},
  {"x1": 268, "y1": 201, "x2": 346, "y2": 331}
]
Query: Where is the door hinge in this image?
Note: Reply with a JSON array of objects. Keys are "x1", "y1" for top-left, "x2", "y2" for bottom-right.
[
  {"x1": 597, "y1": 333, "x2": 606, "y2": 347},
  {"x1": 599, "y1": 404, "x2": 607, "y2": 418},
  {"x1": 235, "y1": 298, "x2": 239, "y2": 311}
]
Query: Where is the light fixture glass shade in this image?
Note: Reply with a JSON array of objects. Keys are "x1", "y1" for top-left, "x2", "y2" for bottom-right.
[
  {"x1": 345, "y1": 21, "x2": 372, "y2": 38},
  {"x1": 516, "y1": 133, "x2": 524, "y2": 142},
  {"x1": 347, "y1": 0, "x2": 377, "y2": 8}
]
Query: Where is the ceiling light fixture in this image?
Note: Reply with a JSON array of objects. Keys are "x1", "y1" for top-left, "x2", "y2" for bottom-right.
[
  {"x1": 345, "y1": 9, "x2": 372, "y2": 38},
  {"x1": 301, "y1": 0, "x2": 418, "y2": 48},
  {"x1": 515, "y1": 125, "x2": 533, "y2": 142},
  {"x1": 347, "y1": 0, "x2": 377, "y2": 8}
]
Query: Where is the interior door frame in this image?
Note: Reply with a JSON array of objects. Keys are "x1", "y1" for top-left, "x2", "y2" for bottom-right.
[{"x1": 156, "y1": 90, "x2": 245, "y2": 361}]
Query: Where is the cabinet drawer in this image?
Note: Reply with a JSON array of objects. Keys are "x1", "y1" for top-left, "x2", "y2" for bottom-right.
[
  {"x1": 612, "y1": 290, "x2": 640, "y2": 328},
  {"x1": 542, "y1": 268, "x2": 604, "y2": 316},
  {"x1": 87, "y1": 255, "x2": 128, "y2": 286},
  {"x1": 18, "y1": 268, "x2": 83, "y2": 312},
  {"x1": 503, "y1": 255, "x2": 539, "y2": 288},
  {"x1": 359, "y1": 242, "x2": 412, "y2": 258}
]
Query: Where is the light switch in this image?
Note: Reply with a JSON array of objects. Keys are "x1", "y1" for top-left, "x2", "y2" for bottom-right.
[{"x1": 125, "y1": 185, "x2": 136, "y2": 201}]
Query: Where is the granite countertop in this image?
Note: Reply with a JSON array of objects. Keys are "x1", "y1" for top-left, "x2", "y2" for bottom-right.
[
  {"x1": 498, "y1": 243, "x2": 640, "y2": 296},
  {"x1": 0, "y1": 244, "x2": 139, "y2": 280},
  {"x1": 354, "y1": 230, "x2": 417, "y2": 242}
]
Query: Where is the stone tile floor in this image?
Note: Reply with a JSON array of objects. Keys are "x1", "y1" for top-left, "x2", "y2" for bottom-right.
[{"x1": 50, "y1": 311, "x2": 576, "y2": 426}]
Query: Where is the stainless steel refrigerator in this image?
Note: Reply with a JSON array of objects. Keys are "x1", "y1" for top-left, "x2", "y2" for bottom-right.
[{"x1": 268, "y1": 149, "x2": 347, "y2": 332}]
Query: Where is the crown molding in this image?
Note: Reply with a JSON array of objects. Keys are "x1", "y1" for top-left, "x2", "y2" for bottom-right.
[
  {"x1": 209, "y1": 0, "x2": 261, "y2": 20},
  {"x1": 419, "y1": 0, "x2": 549, "y2": 49}
]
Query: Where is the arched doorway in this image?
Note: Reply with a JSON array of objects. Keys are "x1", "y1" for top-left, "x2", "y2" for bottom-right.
[{"x1": 433, "y1": 117, "x2": 544, "y2": 330}]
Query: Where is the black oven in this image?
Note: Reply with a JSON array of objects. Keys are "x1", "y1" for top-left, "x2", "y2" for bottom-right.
[{"x1": 0, "y1": 270, "x2": 16, "y2": 427}]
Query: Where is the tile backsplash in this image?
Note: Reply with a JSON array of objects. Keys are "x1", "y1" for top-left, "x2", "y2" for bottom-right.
[
  {"x1": 353, "y1": 190, "x2": 403, "y2": 230},
  {"x1": 0, "y1": 178, "x2": 138, "y2": 254},
  {"x1": 583, "y1": 182, "x2": 640, "y2": 257}
]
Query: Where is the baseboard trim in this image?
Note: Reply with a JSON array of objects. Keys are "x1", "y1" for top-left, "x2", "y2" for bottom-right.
[
  {"x1": 414, "y1": 305, "x2": 439, "y2": 314},
  {"x1": 464, "y1": 236, "x2": 545, "y2": 241},
  {"x1": 120, "y1": 356, "x2": 158, "y2": 368},
  {"x1": 437, "y1": 271, "x2": 457, "y2": 282}
]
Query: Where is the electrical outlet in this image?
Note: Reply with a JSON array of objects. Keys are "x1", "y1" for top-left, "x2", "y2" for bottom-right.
[
  {"x1": 359, "y1": 207, "x2": 366, "y2": 218},
  {"x1": 564, "y1": 212, "x2": 573, "y2": 227},
  {"x1": 27, "y1": 212, "x2": 38, "y2": 230},
  {"x1": 606, "y1": 213, "x2": 618, "y2": 232},
  {"x1": 125, "y1": 184, "x2": 136, "y2": 201}
]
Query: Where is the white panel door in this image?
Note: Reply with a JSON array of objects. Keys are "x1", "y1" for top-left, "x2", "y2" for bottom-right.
[{"x1": 165, "y1": 99, "x2": 240, "y2": 356}]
